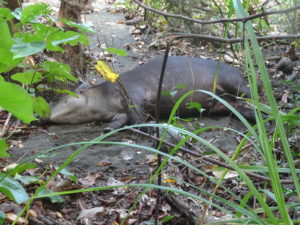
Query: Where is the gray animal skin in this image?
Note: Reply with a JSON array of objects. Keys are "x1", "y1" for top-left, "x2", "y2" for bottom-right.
[{"x1": 45, "y1": 56, "x2": 255, "y2": 131}]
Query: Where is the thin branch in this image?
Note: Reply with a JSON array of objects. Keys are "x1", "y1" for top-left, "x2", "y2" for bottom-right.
[{"x1": 132, "y1": 0, "x2": 300, "y2": 25}]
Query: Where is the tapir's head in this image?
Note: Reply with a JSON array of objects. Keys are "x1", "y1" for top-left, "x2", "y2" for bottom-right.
[{"x1": 47, "y1": 92, "x2": 90, "y2": 124}]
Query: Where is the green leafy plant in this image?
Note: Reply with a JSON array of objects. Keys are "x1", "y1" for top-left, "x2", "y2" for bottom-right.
[
  {"x1": 0, "y1": 3, "x2": 91, "y2": 220},
  {"x1": 0, "y1": 3, "x2": 92, "y2": 123}
]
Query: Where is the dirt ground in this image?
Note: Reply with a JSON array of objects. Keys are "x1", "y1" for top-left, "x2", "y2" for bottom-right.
[{"x1": 2, "y1": 0, "x2": 299, "y2": 225}]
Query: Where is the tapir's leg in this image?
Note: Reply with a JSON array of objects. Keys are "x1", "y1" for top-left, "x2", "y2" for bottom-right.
[
  {"x1": 208, "y1": 100, "x2": 256, "y2": 123},
  {"x1": 234, "y1": 103, "x2": 256, "y2": 123},
  {"x1": 104, "y1": 113, "x2": 129, "y2": 132}
]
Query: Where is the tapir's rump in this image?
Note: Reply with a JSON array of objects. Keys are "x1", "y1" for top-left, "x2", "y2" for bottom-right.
[{"x1": 46, "y1": 56, "x2": 254, "y2": 130}]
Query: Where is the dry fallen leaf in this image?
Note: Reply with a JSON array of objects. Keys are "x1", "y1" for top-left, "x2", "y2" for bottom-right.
[
  {"x1": 80, "y1": 173, "x2": 102, "y2": 186},
  {"x1": 28, "y1": 209, "x2": 37, "y2": 218},
  {"x1": 97, "y1": 161, "x2": 112, "y2": 167},
  {"x1": 3, "y1": 163, "x2": 18, "y2": 172},
  {"x1": 77, "y1": 207, "x2": 104, "y2": 220},
  {"x1": 107, "y1": 177, "x2": 126, "y2": 195},
  {"x1": 6, "y1": 212, "x2": 27, "y2": 225}
]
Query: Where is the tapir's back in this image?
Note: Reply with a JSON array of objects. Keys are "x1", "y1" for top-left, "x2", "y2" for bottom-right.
[
  {"x1": 120, "y1": 56, "x2": 250, "y2": 108},
  {"x1": 114, "y1": 56, "x2": 251, "y2": 117}
]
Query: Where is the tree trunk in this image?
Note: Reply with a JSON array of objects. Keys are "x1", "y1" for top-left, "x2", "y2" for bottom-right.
[
  {"x1": 57, "y1": 0, "x2": 94, "y2": 79},
  {"x1": 5, "y1": 0, "x2": 22, "y2": 10}
]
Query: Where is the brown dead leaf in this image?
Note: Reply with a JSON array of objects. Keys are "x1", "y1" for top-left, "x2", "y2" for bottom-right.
[
  {"x1": 80, "y1": 173, "x2": 102, "y2": 186},
  {"x1": 46, "y1": 179, "x2": 80, "y2": 192},
  {"x1": 28, "y1": 209, "x2": 37, "y2": 218},
  {"x1": 34, "y1": 158, "x2": 43, "y2": 164},
  {"x1": 163, "y1": 178, "x2": 176, "y2": 184},
  {"x1": 77, "y1": 207, "x2": 105, "y2": 220},
  {"x1": 121, "y1": 176, "x2": 136, "y2": 183},
  {"x1": 97, "y1": 161, "x2": 112, "y2": 167},
  {"x1": 56, "y1": 211, "x2": 63, "y2": 218},
  {"x1": 107, "y1": 177, "x2": 126, "y2": 195},
  {"x1": 281, "y1": 90, "x2": 289, "y2": 104},
  {"x1": 108, "y1": 9, "x2": 117, "y2": 14},
  {"x1": 6, "y1": 212, "x2": 27, "y2": 225}
]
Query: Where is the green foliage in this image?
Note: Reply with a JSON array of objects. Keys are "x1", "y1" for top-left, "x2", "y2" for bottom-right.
[
  {"x1": 20, "y1": 3, "x2": 51, "y2": 24},
  {"x1": 37, "y1": 188, "x2": 64, "y2": 203},
  {"x1": 32, "y1": 96, "x2": 50, "y2": 119},
  {"x1": 41, "y1": 61, "x2": 77, "y2": 82},
  {"x1": 0, "y1": 8, "x2": 13, "y2": 22},
  {"x1": 6, "y1": 163, "x2": 36, "y2": 176},
  {"x1": 0, "y1": 2, "x2": 91, "y2": 125},
  {"x1": 0, "y1": 211, "x2": 5, "y2": 225},
  {"x1": 106, "y1": 47, "x2": 127, "y2": 56},
  {"x1": 0, "y1": 4, "x2": 92, "y2": 219},
  {"x1": 0, "y1": 21, "x2": 22, "y2": 72},
  {"x1": 0, "y1": 173, "x2": 29, "y2": 204},
  {"x1": 60, "y1": 19, "x2": 95, "y2": 33},
  {"x1": 0, "y1": 77, "x2": 36, "y2": 123},
  {"x1": 14, "y1": 174, "x2": 39, "y2": 185},
  {"x1": 0, "y1": 139, "x2": 9, "y2": 157},
  {"x1": 11, "y1": 70, "x2": 42, "y2": 85},
  {"x1": 186, "y1": 101, "x2": 203, "y2": 112},
  {"x1": 11, "y1": 40, "x2": 46, "y2": 59},
  {"x1": 56, "y1": 167, "x2": 78, "y2": 183}
]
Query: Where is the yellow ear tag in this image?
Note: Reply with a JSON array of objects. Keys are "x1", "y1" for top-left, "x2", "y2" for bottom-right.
[{"x1": 95, "y1": 61, "x2": 119, "y2": 82}]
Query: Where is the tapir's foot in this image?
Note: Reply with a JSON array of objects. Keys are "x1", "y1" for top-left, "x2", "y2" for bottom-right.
[
  {"x1": 30, "y1": 116, "x2": 48, "y2": 126},
  {"x1": 103, "y1": 127, "x2": 113, "y2": 133},
  {"x1": 103, "y1": 113, "x2": 129, "y2": 132}
]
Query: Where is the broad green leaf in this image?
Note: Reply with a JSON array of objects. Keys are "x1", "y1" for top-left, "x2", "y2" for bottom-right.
[
  {"x1": 32, "y1": 96, "x2": 50, "y2": 118},
  {"x1": 38, "y1": 188, "x2": 64, "y2": 203},
  {"x1": 161, "y1": 215, "x2": 175, "y2": 223},
  {"x1": 52, "y1": 35, "x2": 80, "y2": 46},
  {"x1": 0, "y1": 22, "x2": 22, "y2": 72},
  {"x1": 0, "y1": 211, "x2": 5, "y2": 224},
  {"x1": 42, "y1": 61, "x2": 77, "y2": 82},
  {"x1": 47, "y1": 30, "x2": 89, "y2": 52},
  {"x1": 11, "y1": 70, "x2": 43, "y2": 85},
  {"x1": 63, "y1": 31, "x2": 89, "y2": 46},
  {"x1": 60, "y1": 19, "x2": 95, "y2": 33},
  {"x1": 0, "y1": 139, "x2": 10, "y2": 158},
  {"x1": 14, "y1": 174, "x2": 39, "y2": 185},
  {"x1": 11, "y1": 8, "x2": 22, "y2": 20},
  {"x1": 175, "y1": 84, "x2": 186, "y2": 89},
  {"x1": 55, "y1": 89, "x2": 78, "y2": 97},
  {"x1": 56, "y1": 167, "x2": 78, "y2": 183},
  {"x1": 11, "y1": 40, "x2": 46, "y2": 59},
  {"x1": 0, "y1": 8, "x2": 13, "y2": 23},
  {"x1": 186, "y1": 102, "x2": 203, "y2": 112},
  {"x1": 16, "y1": 23, "x2": 57, "y2": 43},
  {"x1": 0, "y1": 173, "x2": 29, "y2": 204},
  {"x1": 6, "y1": 163, "x2": 36, "y2": 176},
  {"x1": 106, "y1": 47, "x2": 127, "y2": 56},
  {"x1": 20, "y1": 3, "x2": 51, "y2": 24},
  {"x1": 162, "y1": 91, "x2": 173, "y2": 98},
  {"x1": 0, "y1": 79, "x2": 36, "y2": 123}
]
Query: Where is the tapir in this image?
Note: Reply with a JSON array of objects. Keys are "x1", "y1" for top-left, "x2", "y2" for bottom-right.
[{"x1": 45, "y1": 56, "x2": 255, "y2": 131}]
